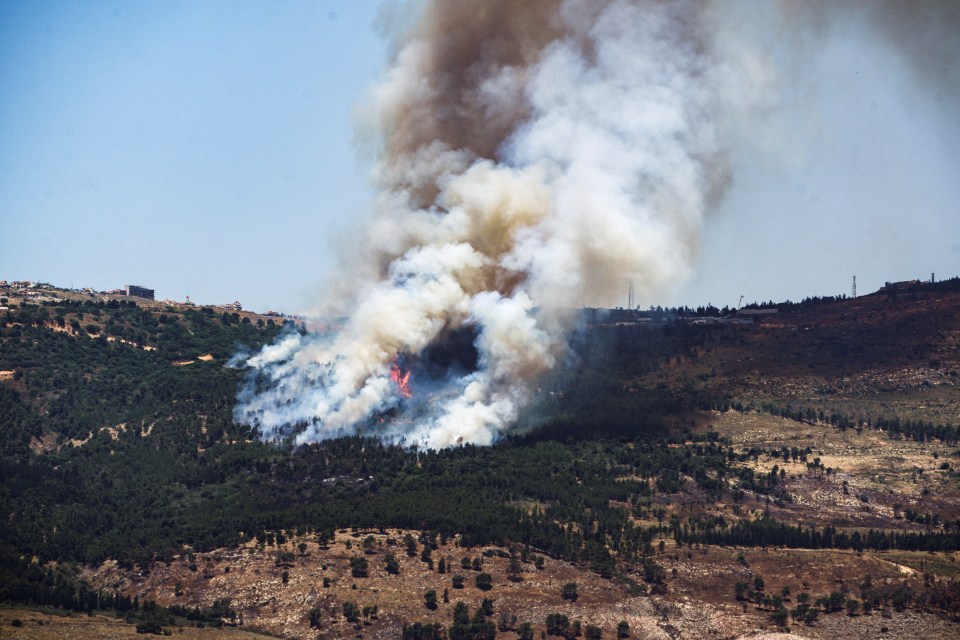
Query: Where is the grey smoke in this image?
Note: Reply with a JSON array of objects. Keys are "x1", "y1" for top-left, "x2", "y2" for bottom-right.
[{"x1": 234, "y1": 0, "x2": 958, "y2": 448}]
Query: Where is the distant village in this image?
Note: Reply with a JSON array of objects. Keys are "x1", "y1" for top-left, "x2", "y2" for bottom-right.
[{"x1": 0, "y1": 280, "x2": 295, "y2": 320}]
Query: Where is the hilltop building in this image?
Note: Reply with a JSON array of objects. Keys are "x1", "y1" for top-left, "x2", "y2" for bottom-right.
[{"x1": 125, "y1": 285, "x2": 155, "y2": 300}]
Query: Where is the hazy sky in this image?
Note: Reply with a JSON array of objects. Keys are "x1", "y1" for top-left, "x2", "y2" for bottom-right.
[{"x1": 2, "y1": 1, "x2": 957, "y2": 313}]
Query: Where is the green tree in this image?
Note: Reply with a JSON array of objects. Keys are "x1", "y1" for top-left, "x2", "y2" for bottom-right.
[
  {"x1": 518, "y1": 622, "x2": 534, "y2": 640},
  {"x1": 642, "y1": 558, "x2": 666, "y2": 586},
  {"x1": 476, "y1": 572, "x2": 493, "y2": 591},
  {"x1": 405, "y1": 534, "x2": 418, "y2": 557},
  {"x1": 546, "y1": 613, "x2": 570, "y2": 637},
  {"x1": 846, "y1": 598, "x2": 859, "y2": 616},
  {"x1": 350, "y1": 556, "x2": 368, "y2": 578},
  {"x1": 824, "y1": 591, "x2": 845, "y2": 613},
  {"x1": 753, "y1": 576, "x2": 765, "y2": 593},
  {"x1": 453, "y1": 602, "x2": 470, "y2": 626},
  {"x1": 480, "y1": 598, "x2": 494, "y2": 617},
  {"x1": 735, "y1": 581, "x2": 749, "y2": 601},
  {"x1": 770, "y1": 607, "x2": 789, "y2": 628},
  {"x1": 343, "y1": 601, "x2": 360, "y2": 624},
  {"x1": 385, "y1": 553, "x2": 400, "y2": 575},
  {"x1": 562, "y1": 582, "x2": 579, "y2": 602},
  {"x1": 508, "y1": 556, "x2": 523, "y2": 582}
]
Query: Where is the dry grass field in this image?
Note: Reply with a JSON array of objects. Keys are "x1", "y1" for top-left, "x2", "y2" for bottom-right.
[
  {"x1": 0, "y1": 608, "x2": 277, "y2": 640},
  {"x1": 78, "y1": 522, "x2": 959, "y2": 639},
  {"x1": 698, "y1": 410, "x2": 960, "y2": 529}
]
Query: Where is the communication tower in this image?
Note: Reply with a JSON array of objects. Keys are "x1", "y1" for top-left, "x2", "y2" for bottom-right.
[
  {"x1": 852, "y1": 276, "x2": 856, "y2": 299},
  {"x1": 628, "y1": 281, "x2": 634, "y2": 310}
]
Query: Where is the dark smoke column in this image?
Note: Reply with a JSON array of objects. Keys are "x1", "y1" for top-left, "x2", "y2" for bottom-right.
[{"x1": 235, "y1": 0, "x2": 743, "y2": 447}]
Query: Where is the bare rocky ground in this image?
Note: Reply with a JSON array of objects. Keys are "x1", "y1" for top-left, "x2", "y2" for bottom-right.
[
  {"x1": 663, "y1": 545, "x2": 959, "y2": 639},
  {"x1": 78, "y1": 527, "x2": 960, "y2": 640},
  {"x1": 700, "y1": 410, "x2": 960, "y2": 529},
  {"x1": 84, "y1": 531, "x2": 672, "y2": 640},
  {"x1": 0, "y1": 607, "x2": 276, "y2": 640}
]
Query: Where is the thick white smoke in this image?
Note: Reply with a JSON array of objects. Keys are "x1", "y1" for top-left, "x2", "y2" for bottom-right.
[
  {"x1": 236, "y1": 0, "x2": 737, "y2": 448},
  {"x1": 233, "y1": 0, "x2": 956, "y2": 448}
]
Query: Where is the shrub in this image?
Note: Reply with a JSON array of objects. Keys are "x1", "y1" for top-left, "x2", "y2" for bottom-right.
[
  {"x1": 475, "y1": 572, "x2": 493, "y2": 591},
  {"x1": 350, "y1": 556, "x2": 368, "y2": 578}
]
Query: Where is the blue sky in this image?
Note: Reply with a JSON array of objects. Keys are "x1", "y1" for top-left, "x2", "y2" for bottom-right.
[
  {"x1": 1, "y1": 1, "x2": 958, "y2": 313},
  {"x1": 685, "y1": 18, "x2": 960, "y2": 310},
  {"x1": 1, "y1": 1, "x2": 385, "y2": 311}
]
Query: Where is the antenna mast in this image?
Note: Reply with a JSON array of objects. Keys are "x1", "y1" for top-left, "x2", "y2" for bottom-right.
[
  {"x1": 852, "y1": 276, "x2": 856, "y2": 299},
  {"x1": 628, "y1": 281, "x2": 634, "y2": 310}
]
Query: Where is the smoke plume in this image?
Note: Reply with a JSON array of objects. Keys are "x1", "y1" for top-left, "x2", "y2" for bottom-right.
[{"x1": 233, "y1": 0, "x2": 957, "y2": 448}]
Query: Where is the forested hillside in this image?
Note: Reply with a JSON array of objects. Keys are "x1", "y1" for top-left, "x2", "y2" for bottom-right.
[{"x1": 1, "y1": 283, "x2": 959, "y2": 638}]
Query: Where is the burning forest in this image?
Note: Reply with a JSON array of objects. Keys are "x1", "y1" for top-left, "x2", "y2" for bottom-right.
[
  {"x1": 233, "y1": 0, "x2": 960, "y2": 449},
  {"x1": 233, "y1": 0, "x2": 738, "y2": 448}
]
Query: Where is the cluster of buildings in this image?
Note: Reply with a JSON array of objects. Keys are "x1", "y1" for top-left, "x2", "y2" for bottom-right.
[
  {"x1": 0, "y1": 281, "x2": 63, "y2": 305},
  {"x1": 1, "y1": 280, "x2": 38, "y2": 290},
  {"x1": 1, "y1": 279, "x2": 256, "y2": 317}
]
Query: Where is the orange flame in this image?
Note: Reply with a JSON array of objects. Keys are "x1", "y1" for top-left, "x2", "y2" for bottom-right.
[{"x1": 390, "y1": 362, "x2": 413, "y2": 398}]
